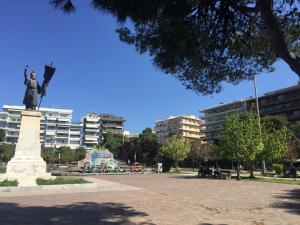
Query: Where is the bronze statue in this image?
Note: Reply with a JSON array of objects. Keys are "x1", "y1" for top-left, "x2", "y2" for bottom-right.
[
  {"x1": 23, "y1": 65, "x2": 42, "y2": 110},
  {"x1": 23, "y1": 64, "x2": 56, "y2": 110}
]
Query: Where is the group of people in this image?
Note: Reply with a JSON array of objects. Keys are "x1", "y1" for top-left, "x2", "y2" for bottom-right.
[{"x1": 198, "y1": 164, "x2": 222, "y2": 178}]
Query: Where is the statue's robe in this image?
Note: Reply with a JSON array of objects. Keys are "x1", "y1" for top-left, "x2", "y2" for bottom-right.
[{"x1": 23, "y1": 78, "x2": 42, "y2": 109}]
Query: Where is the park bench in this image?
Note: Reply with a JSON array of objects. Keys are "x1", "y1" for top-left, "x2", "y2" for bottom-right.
[
  {"x1": 262, "y1": 171, "x2": 276, "y2": 177},
  {"x1": 219, "y1": 169, "x2": 232, "y2": 179}
]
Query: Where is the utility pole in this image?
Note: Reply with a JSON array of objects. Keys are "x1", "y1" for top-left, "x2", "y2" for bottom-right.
[
  {"x1": 253, "y1": 75, "x2": 261, "y2": 124},
  {"x1": 253, "y1": 75, "x2": 265, "y2": 173}
]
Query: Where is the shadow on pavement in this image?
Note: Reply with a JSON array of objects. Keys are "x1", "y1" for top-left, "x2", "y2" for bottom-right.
[
  {"x1": 0, "y1": 202, "x2": 154, "y2": 225},
  {"x1": 199, "y1": 223, "x2": 228, "y2": 225},
  {"x1": 272, "y1": 189, "x2": 300, "y2": 215}
]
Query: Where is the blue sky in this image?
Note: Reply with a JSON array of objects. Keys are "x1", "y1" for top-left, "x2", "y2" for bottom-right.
[{"x1": 0, "y1": 0, "x2": 299, "y2": 133}]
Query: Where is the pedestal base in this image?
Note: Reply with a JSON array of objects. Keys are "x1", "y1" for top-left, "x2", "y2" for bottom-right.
[
  {"x1": 0, "y1": 158, "x2": 55, "y2": 187},
  {"x1": 0, "y1": 110, "x2": 55, "y2": 187}
]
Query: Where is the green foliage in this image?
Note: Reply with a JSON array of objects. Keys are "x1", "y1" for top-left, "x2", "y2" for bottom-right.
[
  {"x1": 189, "y1": 140, "x2": 217, "y2": 162},
  {"x1": 261, "y1": 115, "x2": 289, "y2": 130},
  {"x1": 260, "y1": 121, "x2": 291, "y2": 162},
  {"x1": 0, "y1": 179, "x2": 18, "y2": 187},
  {"x1": 160, "y1": 136, "x2": 191, "y2": 169},
  {"x1": 272, "y1": 164, "x2": 283, "y2": 175},
  {"x1": 42, "y1": 147, "x2": 58, "y2": 163},
  {"x1": 0, "y1": 129, "x2": 5, "y2": 142},
  {"x1": 248, "y1": 178, "x2": 300, "y2": 186},
  {"x1": 119, "y1": 128, "x2": 159, "y2": 166},
  {"x1": 102, "y1": 132, "x2": 123, "y2": 157},
  {"x1": 219, "y1": 112, "x2": 263, "y2": 163},
  {"x1": 74, "y1": 147, "x2": 87, "y2": 161},
  {"x1": 52, "y1": 0, "x2": 300, "y2": 94},
  {"x1": 36, "y1": 178, "x2": 91, "y2": 185},
  {"x1": 57, "y1": 146, "x2": 74, "y2": 163},
  {"x1": 0, "y1": 144, "x2": 15, "y2": 162}
]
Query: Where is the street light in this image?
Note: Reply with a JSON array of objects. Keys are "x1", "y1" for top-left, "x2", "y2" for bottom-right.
[
  {"x1": 253, "y1": 75, "x2": 261, "y2": 124},
  {"x1": 253, "y1": 75, "x2": 266, "y2": 173}
]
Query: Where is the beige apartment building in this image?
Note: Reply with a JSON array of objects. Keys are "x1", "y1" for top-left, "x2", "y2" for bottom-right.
[{"x1": 155, "y1": 115, "x2": 205, "y2": 142}]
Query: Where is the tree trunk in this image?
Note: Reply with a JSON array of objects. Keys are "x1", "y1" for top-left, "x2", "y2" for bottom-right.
[
  {"x1": 262, "y1": 160, "x2": 266, "y2": 173},
  {"x1": 237, "y1": 159, "x2": 241, "y2": 180},
  {"x1": 250, "y1": 161, "x2": 255, "y2": 178},
  {"x1": 257, "y1": 0, "x2": 300, "y2": 77}
]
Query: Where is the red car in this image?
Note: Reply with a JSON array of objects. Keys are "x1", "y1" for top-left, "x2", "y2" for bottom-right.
[{"x1": 130, "y1": 163, "x2": 142, "y2": 172}]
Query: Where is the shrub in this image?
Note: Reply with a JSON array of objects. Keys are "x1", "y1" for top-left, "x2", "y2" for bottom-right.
[{"x1": 272, "y1": 164, "x2": 283, "y2": 175}]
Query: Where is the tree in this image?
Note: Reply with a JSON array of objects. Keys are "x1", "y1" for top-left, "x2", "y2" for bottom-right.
[
  {"x1": 260, "y1": 120, "x2": 291, "y2": 164},
  {"x1": 52, "y1": 0, "x2": 300, "y2": 94},
  {"x1": 42, "y1": 147, "x2": 57, "y2": 164},
  {"x1": 74, "y1": 147, "x2": 87, "y2": 161},
  {"x1": 160, "y1": 136, "x2": 191, "y2": 171},
  {"x1": 219, "y1": 112, "x2": 263, "y2": 179},
  {"x1": 0, "y1": 144, "x2": 15, "y2": 162},
  {"x1": 189, "y1": 140, "x2": 217, "y2": 168},
  {"x1": 137, "y1": 128, "x2": 159, "y2": 165},
  {"x1": 102, "y1": 132, "x2": 124, "y2": 158},
  {"x1": 118, "y1": 128, "x2": 159, "y2": 165},
  {"x1": 58, "y1": 146, "x2": 74, "y2": 163},
  {"x1": 0, "y1": 129, "x2": 5, "y2": 142}
]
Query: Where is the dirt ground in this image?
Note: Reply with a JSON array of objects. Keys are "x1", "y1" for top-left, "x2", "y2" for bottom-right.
[{"x1": 0, "y1": 173, "x2": 299, "y2": 225}]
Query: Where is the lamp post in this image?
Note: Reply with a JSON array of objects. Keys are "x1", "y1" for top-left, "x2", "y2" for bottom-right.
[
  {"x1": 253, "y1": 75, "x2": 266, "y2": 173},
  {"x1": 253, "y1": 75, "x2": 261, "y2": 124}
]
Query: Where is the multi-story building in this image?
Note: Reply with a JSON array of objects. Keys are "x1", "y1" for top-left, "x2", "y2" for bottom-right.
[
  {"x1": 82, "y1": 113, "x2": 125, "y2": 148},
  {"x1": 0, "y1": 105, "x2": 82, "y2": 149},
  {"x1": 247, "y1": 84, "x2": 300, "y2": 122},
  {"x1": 200, "y1": 100, "x2": 247, "y2": 142},
  {"x1": 155, "y1": 115, "x2": 204, "y2": 142},
  {"x1": 200, "y1": 84, "x2": 300, "y2": 142}
]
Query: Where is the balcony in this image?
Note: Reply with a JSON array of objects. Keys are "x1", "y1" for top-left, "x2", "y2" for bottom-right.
[
  {"x1": 84, "y1": 136, "x2": 98, "y2": 141},
  {"x1": 85, "y1": 124, "x2": 99, "y2": 129},
  {"x1": 56, "y1": 130, "x2": 69, "y2": 134},
  {"x1": 86, "y1": 117, "x2": 99, "y2": 122}
]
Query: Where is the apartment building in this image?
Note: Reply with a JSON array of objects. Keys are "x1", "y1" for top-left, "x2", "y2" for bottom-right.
[
  {"x1": 155, "y1": 115, "x2": 204, "y2": 142},
  {"x1": 200, "y1": 84, "x2": 300, "y2": 142},
  {"x1": 82, "y1": 113, "x2": 125, "y2": 148},
  {"x1": 0, "y1": 105, "x2": 82, "y2": 149},
  {"x1": 200, "y1": 100, "x2": 247, "y2": 142},
  {"x1": 247, "y1": 84, "x2": 300, "y2": 122}
]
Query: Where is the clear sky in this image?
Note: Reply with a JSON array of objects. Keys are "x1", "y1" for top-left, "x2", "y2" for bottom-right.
[{"x1": 0, "y1": 0, "x2": 299, "y2": 133}]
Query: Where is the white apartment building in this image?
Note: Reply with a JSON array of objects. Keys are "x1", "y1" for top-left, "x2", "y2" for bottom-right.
[
  {"x1": 82, "y1": 113, "x2": 125, "y2": 148},
  {"x1": 0, "y1": 105, "x2": 82, "y2": 149},
  {"x1": 155, "y1": 115, "x2": 205, "y2": 142}
]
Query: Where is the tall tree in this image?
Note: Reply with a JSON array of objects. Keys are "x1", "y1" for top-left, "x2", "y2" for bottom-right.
[
  {"x1": 42, "y1": 147, "x2": 57, "y2": 164},
  {"x1": 260, "y1": 120, "x2": 291, "y2": 164},
  {"x1": 0, "y1": 144, "x2": 15, "y2": 162},
  {"x1": 102, "y1": 132, "x2": 124, "y2": 158},
  {"x1": 189, "y1": 140, "x2": 217, "y2": 167},
  {"x1": 219, "y1": 113, "x2": 245, "y2": 180},
  {"x1": 52, "y1": 0, "x2": 300, "y2": 94},
  {"x1": 219, "y1": 112, "x2": 263, "y2": 179},
  {"x1": 0, "y1": 129, "x2": 5, "y2": 143},
  {"x1": 160, "y1": 136, "x2": 191, "y2": 171}
]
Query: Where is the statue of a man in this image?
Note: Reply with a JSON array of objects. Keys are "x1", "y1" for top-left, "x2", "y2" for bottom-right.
[{"x1": 23, "y1": 65, "x2": 42, "y2": 110}]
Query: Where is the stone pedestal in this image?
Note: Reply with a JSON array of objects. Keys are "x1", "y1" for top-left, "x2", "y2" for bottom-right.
[{"x1": 0, "y1": 110, "x2": 55, "y2": 187}]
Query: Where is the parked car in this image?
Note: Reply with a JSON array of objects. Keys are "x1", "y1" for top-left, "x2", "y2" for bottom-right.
[{"x1": 130, "y1": 162, "x2": 142, "y2": 172}]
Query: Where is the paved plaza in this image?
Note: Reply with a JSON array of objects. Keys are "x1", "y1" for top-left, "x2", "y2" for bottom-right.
[{"x1": 0, "y1": 174, "x2": 299, "y2": 225}]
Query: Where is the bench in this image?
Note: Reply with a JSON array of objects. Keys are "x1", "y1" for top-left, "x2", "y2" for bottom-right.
[
  {"x1": 262, "y1": 171, "x2": 276, "y2": 177},
  {"x1": 219, "y1": 169, "x2": 232, "y2": 179}
]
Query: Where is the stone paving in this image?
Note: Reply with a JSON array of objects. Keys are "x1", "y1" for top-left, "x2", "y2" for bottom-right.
[{"x1": 0, "y1": 173, "x2": 299, "y2": 225}]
